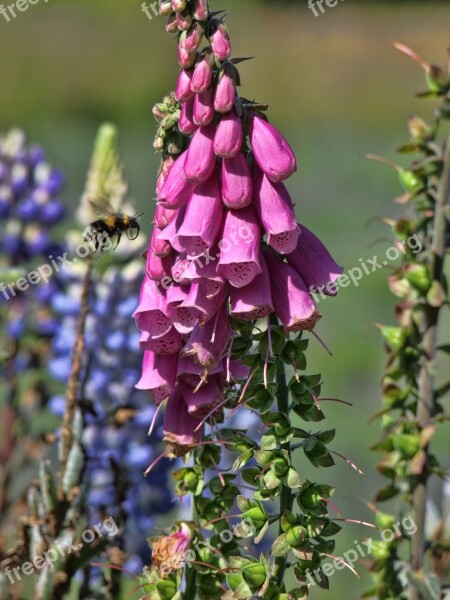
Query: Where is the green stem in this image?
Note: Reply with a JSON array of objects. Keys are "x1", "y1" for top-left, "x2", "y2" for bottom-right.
[
  {"x1": 273, "y1": 363, "x2": 293, "y2": 588},
  {"x1": 408, "y1": 133, "x2": 450, "y2": 600},
  {"x1": 184, "y1": 462, "x2": 199, "y2": 599}
]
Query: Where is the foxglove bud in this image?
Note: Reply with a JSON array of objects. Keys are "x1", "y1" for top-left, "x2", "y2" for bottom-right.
[
  {"x1": 214, "y1": 110, "x2": 243, "y2": 158},
  {"x1": 193, "y1": 0, "x2": 208, "y2": 21},
  {"x1": 166, "y1": 14, "x2": 179, "y2": 33},
  {"x1": 176, "y1": 8, "x2": 192, "y2": 31},
  {"x1": 184, "y1": 124, "x2": 216, "y2": 182},
  {"x1": 249, "y1": 112, "x2": 297, "y2": 182},
  {"x1": 191, "y1": 51, "x2": 214, "y2": 93},
  {"x1": 217, "y1": 204, "x2": 261, "y2": 287},
  {"x1": 286, "y1": 224, "x2": 343, "y2": 295},
  {"x1": 159, "y1": 0, "x2": 173, "y2": 15},
  {"x1": 184, "y1": 22, "x2": 204, "y2": 53},
  {"x1": 146, "y1": 245, "x2": 172, "y2": 281},
  {"x1": 253, "y1": 167, "x2": 299, "y2": 254},
  {"x1": 151, "y1": 228, "x2": 172, "y2": 257},
  {"x1": 178, "y1": 37, "x2": 196, "y2": 68},
  {"x1": 230, "y1": 253, "x2": 273, "y2": 320},
  {"x1": 193, "y1": 88, "x2": 215, "y2": 126},
  {"x1": 222, "y1": 153, "x2": 252, "y2": 209},
  {"x1": 264, "y1": 251, "x2": 321, "y2": 332},
  {"x1": 175, "y1": 69, "x2": 194, "y2": 102},
  {"x1": 136, "y1": 351, "x2": 177, "y2": 405},
  {"x1": 157, "y1": 207, "x2": 187, "y2": 253},
  {"x1": 177, "y1": 170, "x2": 223, "y2": 258},
  {"x1": 214, "y1": 69, "x2": 236, "y2": 113},
  {"x1": 156, "y1": 156, "x2": 176, "y2": 195},
  {"x1": 210, "y1": 19, "x2": 231, "y2": 61},
  {"x1": 179, "y1": 97, "x2": 197, "y2": 135},
  {"x1": 158, "y1": 150, "x2": 197, "y2": 209},
  {"x1": 172, "y1": 0, "x2": 186, "y2": 11}
]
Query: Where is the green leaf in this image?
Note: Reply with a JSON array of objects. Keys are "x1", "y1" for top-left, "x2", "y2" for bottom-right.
[{"x1": 271, "y1": 533, "x2": 291, "y2": 557}]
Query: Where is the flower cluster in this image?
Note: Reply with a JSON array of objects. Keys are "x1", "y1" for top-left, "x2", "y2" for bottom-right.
[
  {"x1": 0, "y1": 129, "x2": 65, "y2": 264},
  {"x1": 134, "y1": 1, "x2": 343, "y2": 455},
  {"x1": 48, "y1": 260, "x2": 173, "y2": 571}
]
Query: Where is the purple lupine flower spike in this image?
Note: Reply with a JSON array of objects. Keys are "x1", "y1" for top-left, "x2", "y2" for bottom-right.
[
  {"x1": 249, "y1": 112, "x2": 297, "y2": 182},
  {"x1": 177, "y1": 169, "x2": 223, "y2": 258},
  {"x1": 230, "y1": 253, "x2": 273, "y2": 320},
  {"x1": 253, "y1": 166, "x2": 299, "y2": 254},
  {"x1": 264, "y1": 250, "x2": 321, "y2": 332},
  {"x1": 193, "y1": 88, "x2": 215, "y2": 126},
  {"x1": 158, "y1": 150, "x2": 197, "y2": 209},
  {"x1": 184, "y1": 124, "x2": 216, "y2": 182},
  {"x1": 214, "y1": 109, "x2": 243, "y2": 158},
  {"x1": 217, "y1": 204, "x2": 262, "y2": 288},
  {"x1": 136, "y1": 351, "x2": 177, "y2": 405},
  {"x1": 286, "y1": 223, "x2": 344, "y2": 295},
  {"x1": 222, "y1": 153, "x2": 253, "y2": 209}
]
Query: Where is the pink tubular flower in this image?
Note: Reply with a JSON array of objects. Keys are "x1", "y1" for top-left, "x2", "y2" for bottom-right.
[
  {"x1": 217, "y1": 205, "x2": 261, "y2": 288},
  {"x1": 180, "y1": 377, "x2": 224, "y2": 419},
  {"x1": 180, "y1": 280, "x2": 228, "y2": 326},
  {"x1": 230, "y1": 253, "x2": 273, "y2": 320},
  {"x1": 191, "y1": 51, "x2": 214, "y2": 93},
  {"x1": 181, "y1": 301, "x2": 232, "y2": 370},
  {"x1": 151, "y1": 228, "x2": 171, "y2": 258},
  {"x1": 193, "y1": 88, "x2": 215, "y2": 126},
  {"x1": 140, "y1": 327, "x2": 183, "y2": 355},
  {"x1": 253, "y1": 167, "x2": 299, "y2": 254},
  {"x1": 264, "y1": 251, "x2": 321, "y2": 332},
  {"x1": 183, "y1": 254, "x2": 226, "y2": 298},
  {"x1": 178, "y1": 97, "x2": 197, "y2": 135},
  {"x1": 177, "y1": 40, "x2": 196, "y2": 69},
  {"x1": 136, "y1": 351, "x2": 177, "y2": 405},
  {"x1": 157, "y1": 208, "x2": 187, "y2": 254},
  {"x1": 175, "y1": 69, "x2": 194, "y2": 102},
  {"x1": 184, "y1": 124, "x2": 216, "y2": 182},
  {"x1": 146, "y1": 247, "x2": 172, "y2": 281},
  {"x1": 286, "y1": 223, "x2": 344, "y2": 296},
  {"x1": 158, "y1": 151, "x2": 197, "y2": 209},
  {"x1": 184, "y1": 22, "x2": 203, "y2": 53},
  {"x1": 177, "y1": 356, "x2": 223, "y2": 388},
  {"x1": 154, "y1": 204, "x2": 177, "y2": 229},
  {"x1": 177, "y1": 170, "x2": 223, "y2": 258},
  {"x1": 214, "y1": 110, "x2": 243, "y2": 158},
  {"x1": 193, "y1": 0, "x2": 208, "y2": 21},
  {"x1": 133, "y1": 277, "x2": 172, "y2": 337},
  {"x1": 152, "y1": 522, "x2": 193, "y2": 575},
  {"x1": 158, "y1": 151, "x2": 195, "y2": 209},
  {"x1": 222, "y1": 153, "x2": 253, "y2": 209},
  {"x1": 163, "y1": 387, "x2": 203, "y2": 455},
  {"x1": 156, "y1": 156, "x2": 175, "y2": 196},
  {"x1": 249, "y1": 112, "x2": 297, "y2": 182},
  {"x1": 214, "y1": 69, "x2": 236, "y2": 113},
  {"x1": 210, "y1": 19, "x2": 231, "y2": 60}
]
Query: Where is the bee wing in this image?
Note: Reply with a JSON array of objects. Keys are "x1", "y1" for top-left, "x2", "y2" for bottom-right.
[{"x1": 88, "y1": 198, "x2": 117, "y2": 217}]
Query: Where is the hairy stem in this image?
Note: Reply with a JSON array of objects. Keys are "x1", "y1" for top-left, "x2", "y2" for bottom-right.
[
  {"x1": 408, "y1": 133, "x2": 450, "y2": 599},
  {"x1": 273, "y1": 363, "x2": 293, "y2": 587},
  {"x1": 59, "y1": 259, "x2": 93, "y2": 472}
]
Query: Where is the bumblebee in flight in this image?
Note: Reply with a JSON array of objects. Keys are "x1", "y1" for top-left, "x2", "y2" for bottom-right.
[{"x1": 84, "y1": 199, "x2": 144, "y2": 252}]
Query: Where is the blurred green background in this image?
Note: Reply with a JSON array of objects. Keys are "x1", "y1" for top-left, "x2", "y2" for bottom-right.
[{"x1": 1, "y1": 0, "x2": 450, "y2": 597}]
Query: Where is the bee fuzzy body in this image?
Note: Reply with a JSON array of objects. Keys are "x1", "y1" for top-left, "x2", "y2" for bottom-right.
[{"x1": 84, "y1": 200, "x2": 143, "y2": 253}]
